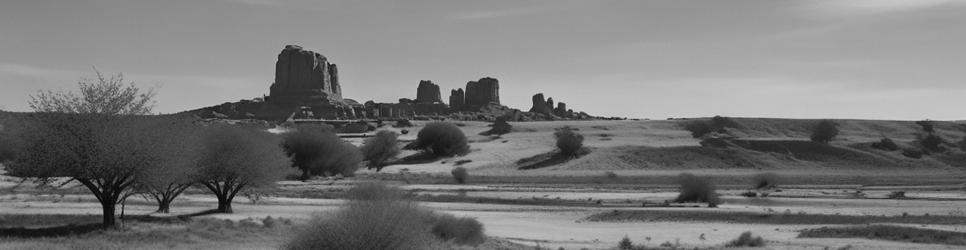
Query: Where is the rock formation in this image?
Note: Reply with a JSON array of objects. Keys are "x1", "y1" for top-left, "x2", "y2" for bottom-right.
[
  {"x1": 449, "y1": 88, "x2": 465, "y2": 111},
  {"x1": 529, "y1": 93, "x2": 553, "y2": 115},
  {"x1": 269, "y1": 45, "x2": 342, "y2": 105},
  {"x1": 464, "y1": 77, "x2": 500, "y2": 111},
  {"x1": 415, "y1": 80, "x2": 442, "y2": 103},
  {"x1": 546, "y1": 98, "x2": 554, "y2": 112},
  {"x1": 555, "y1": 102, "x2": 568, "y2": 116}
]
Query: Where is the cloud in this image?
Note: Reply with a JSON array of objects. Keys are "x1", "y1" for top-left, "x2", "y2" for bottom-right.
[
  {"x1": 803, "y1": 0, "x2": 965, "y2": 16},
  {"x1": 450, "y1": 8, "x2": 535, "y2": 20},
  {"x1": 221, "y1": 0, "x2": 285, "y2": 6}
]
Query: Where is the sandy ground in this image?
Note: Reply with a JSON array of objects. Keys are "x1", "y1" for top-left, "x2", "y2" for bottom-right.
[{"x1": 4, "y1": 190, "x2": 966, "y2": 250}]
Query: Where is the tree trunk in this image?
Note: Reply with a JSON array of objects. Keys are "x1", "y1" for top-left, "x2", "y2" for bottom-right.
[
  {"x1": 157, "y1": 201, "x2": 171, "y2": 213},
  {"x1": 216, "y1": 195, "x2": 233, "y2": 213},
  {"x1": 101, "y1": 201, "x2": 117, "y2": 228}
]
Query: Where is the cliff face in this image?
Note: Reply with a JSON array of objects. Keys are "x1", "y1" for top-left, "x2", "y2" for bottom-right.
[
  {"x1": 464, "y1": 77, "x2": 500, "y2": 111},
  {"x1": 449, "y1": 88, "x2": 465, "y2": 111},
  {"x1": 416, "y1": 80, "x2": 442, "y2": 103},
  {"x1": 269, "y1": 45, "x2": 342, "y2": 105}
]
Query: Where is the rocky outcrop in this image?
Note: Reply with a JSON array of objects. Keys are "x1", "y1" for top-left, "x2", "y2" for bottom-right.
[
  {"x1": 529, "y1": 93, "x2": 553, "y2": 115},
  {"x1": 415, "y1": 80, "x2": 442, "y2": 103},
  {"x1": 555, "y1": 102, "x2": 568, "y2": 116},
  {"x1": 269, "y1": 45, "x2": 342, "y2": 105},
  {"x1": 464, "y1": 77, "x2": 500, "y2": 111},
  {"x1": 449, "y1": 88, "x2": 465, "y2": 111}
]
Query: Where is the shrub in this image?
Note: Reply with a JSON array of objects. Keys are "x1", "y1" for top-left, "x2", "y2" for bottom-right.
[
  {"x1": 429, "y1": 214, "x2": 486, "y2": 246},
  {"x1": 394, "y1": 119, "x2": 414, "y2": 128},
  {"x1": 361, "y1": 130, "x2": 401, "y2": 171},
  {"x1": 710, "y1": 115, "x2": 739, "y2": 132},
  {"x1": 451, "y1": 167, "x2": 469, "y2": 184},
  {"x1": 674, "y1": 173, "x2": 719, "y2": 206},
  {"x1": 286, "y1": 183, "x2": 486, "y2": 250},
  {"x1": 554, "y1": 127, "x2": 584, "y2": 157},
  {"x1": 480, "y1": 117, "x2": 512, "y2": 136},
  {"x1": 415, "y1": 122, "x2": 469, "y2": 157},
  {"x1": 871, "y1": 138, "x2": 899, "y2": 151},
  {"x1": 684, "y1": 120, "x2": 713, "y2": 138},
  {"x1": 887, "y1": 191, "x2": 906, "y2": 199},
  {"x1": 726, "y1": 231, "x2": 764, "y2": 247},
  {"x1": 921, "y1": 134, "x2": 946, "y2": 152},
  {"x1": 604, "y1": 171, "x2": 619, "y2": 179},
  {"x1": 752, "y1": 172, "x2": 780, "y2": 190},
  {"x1": 916, "y1": 120, "x2": 935, "y2": 133},
  {"x1": 282, "y1": 129, "x2": 362, "y2": 180},
  {"x1": 618, "y1": 235, "x2": 633, "y2": 249},
  {"x1": 810, "y1": 120, "x2": 839, "y2": 143},
  {"x1": 902, "y1": 148, "x2": 924, "y2": 159},
  {"x1": 286, "y1": 192, "x2": 435, "y2": 250}
]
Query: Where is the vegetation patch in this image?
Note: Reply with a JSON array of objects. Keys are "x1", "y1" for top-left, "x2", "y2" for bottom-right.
[
  {"x1": 584, "y1": 210, "x2": 966, "y2": 225},
  {"x1": 799, "y1": 225, "x2": 966, "y2": 246}
]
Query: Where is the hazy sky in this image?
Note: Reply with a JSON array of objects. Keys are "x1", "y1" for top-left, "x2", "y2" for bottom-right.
[{"x1": 1, "y1": 0, "x2": 965, "y2": 120}]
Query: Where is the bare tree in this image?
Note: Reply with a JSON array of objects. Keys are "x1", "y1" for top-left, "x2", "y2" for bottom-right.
[
  {"x1": 28, "y1": 69, "x2": 155, "y2": 115},
  {"x1": 196, "y1": 125, "x2": 288, "y2": 213},
  {"x1": 8, "y1": 114, "x2": 163, "y2": 228}
]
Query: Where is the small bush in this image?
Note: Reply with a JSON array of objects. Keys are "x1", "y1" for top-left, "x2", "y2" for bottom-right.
[
  {"x1": 554, "y1": 127, "x2": 584, "y2": 157},
  {"x1": 921, "y1": 134, "x2": 946, "y2": 152},
  {"x1": 604, "y1": 171, "x2": 619, "y2": 179},
  {"x1": 618, "y1": 235, "x2": 633, "y2": 249},
  {"x1": 684, "y1": 121, "x2": 713, "y2": 138},
  {"x1": 286, "y1": 183, "x2": 486, "y2": 250},
  {"x1": 710, "y1": 115, "x2": 739, "y2": 132},
  {"x1": 902, "y1": 148, "x2": 924, "y2": 159},
  {"x1": 752, "y1": 172, "x2": 780, "y2": 190},
  {"x1": 674, "y1": 173, "x2": 719, "y2": 206},
  {"x1": 916, "y1": 120, "x2": 935, "y2": 133},
  {"x1": 740, "y1": 191, "x2": 758, "y2": 198},
  {"x1": 394, "y1": 119, "x2": 414, "y2": 128},
  {"x1": 811, "y1": 120, "x2": 839, "y2": 143},
  {"x1": 887, "y1": 191, "x2": 906, "y2": 199},
  {"x1": 480, "y1": 117, "x2": 512, "y2": 136},
  {"x1": 415, "y1": 122, "x2": 469, "y2": 157},
  {"x1": 361, "y1": 130, "x2": 401, "y2": 171},
  {"x1": 871, "y1": 138, "x2": 899, "y2": 151},
  {"x1": 429, "y1": 214, "x2": 486, "y2": 246},
  {"x1": 282, "y1": 129, "x2": 363, "y2": 179},
  {"x1": 451, "y1": 167, "x2": 468, "y2": 184},
  {"x1": 726, "y1": 231, "x2": 764, "y2": 247}
]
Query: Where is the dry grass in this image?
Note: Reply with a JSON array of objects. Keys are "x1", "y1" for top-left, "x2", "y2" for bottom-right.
[
  {"x1": 799, "y1": 225, "x2": 966, "y2": 246},
  {"x1": 0, "y1": 215, "x2": 293, "y2": 250},
  {"x1": 584, "y1": 210, "x2": 966, "y2": 225}
]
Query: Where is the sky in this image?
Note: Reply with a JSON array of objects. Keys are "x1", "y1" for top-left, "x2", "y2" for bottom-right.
[{"x1": 1, "y1": 0, "x2": 965, "y2": 120}]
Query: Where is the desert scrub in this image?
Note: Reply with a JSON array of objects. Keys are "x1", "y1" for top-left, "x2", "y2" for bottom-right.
[
  {"x1": 810, "y1": 120, "x2": 839, "y2": 143},
  {"x1": 360, "y1": 130, "x2": 401, "y2": 171},
  {"x1": 414, "y1": 122, "x2": 469, "y2": 157},
  {"x1": 799, "y1": 225, "x2": 966, "y2": 246},
  {"x1": 429, "y1": 214, "x2": 486, "y2": 246},
  {"x1": 751, "y1": 172, "x2": 780, "y2": 190},
  {"x1": 554, "y1": 126, "x2": 584, "y2": 156},
  {"x1": 451, "y1": 167, "x2": 469, "y2": 184},
  {"x1": 286, "y1": 182, "x2": 486, "y2": 250},
  {"x1": 674, "y1": 173, "x2": 719, "y2": 207},
  {"x1": 871, "y1": 138, "x2": 899, "y2": 151},
  {"x1": 726, "y1": 231, "x2": 764, "y2": 247},
  {"x1": 479, "y1": 117, "x2": 512, "y2": 136}
]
